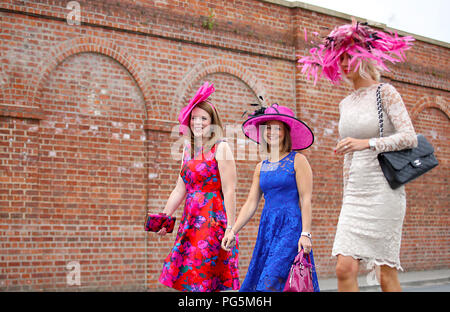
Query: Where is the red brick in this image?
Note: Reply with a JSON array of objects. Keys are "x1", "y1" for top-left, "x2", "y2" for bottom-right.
[{"x1": 0, "y1": 0, "x2": 448, "y2": 291}]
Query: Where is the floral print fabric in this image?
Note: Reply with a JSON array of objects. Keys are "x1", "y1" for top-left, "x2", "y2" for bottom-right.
[{"x1": 159, "y1": 142, "x2": 240, "y2": 292}]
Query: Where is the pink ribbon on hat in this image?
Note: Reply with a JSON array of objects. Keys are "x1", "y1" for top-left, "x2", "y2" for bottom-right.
[{"x1": 178, "y1": 81, "x2": 215, "y2": 125}]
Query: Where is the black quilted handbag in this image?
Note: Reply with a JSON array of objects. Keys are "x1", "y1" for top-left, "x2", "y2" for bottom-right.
[{"x1": 375, "y1": 84, "x2": 438, "y2": 189}]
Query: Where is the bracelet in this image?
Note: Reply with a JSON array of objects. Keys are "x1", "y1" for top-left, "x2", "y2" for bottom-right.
[
  {"x1": 301, "y1": 232, "x2": 312, "y2": 239},
  {"x1": 368, "y1": 138, "x2": 377, "y2": 151},
  {"x1": 226, "y1": 226, "x2": 236, "y2": 236}
]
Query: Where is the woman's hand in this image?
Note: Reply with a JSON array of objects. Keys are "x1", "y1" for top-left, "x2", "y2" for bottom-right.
[
  {"x1": 156, "y1": 227, "x2": 167, "y2": 236},
  {"x1": 335, "y1": 137, "x2": 370, "y2": 155},
  {"x1": 298, "y1": 235, "x2": 312, "y2": 254},
  {"x1": 221, "y1": 228, "x2": 236, "y2": 251}
]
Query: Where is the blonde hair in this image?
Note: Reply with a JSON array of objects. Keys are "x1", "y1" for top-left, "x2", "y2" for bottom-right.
[
  {"x1": 358, "y1": 59, "x2": 381, "y2": 82},
  {"x1": 189, "y1": 101, "x2": 224, "y2": 158},
  {"x1": 341, "y1": 57, "x2": 382, "y2": 84}
]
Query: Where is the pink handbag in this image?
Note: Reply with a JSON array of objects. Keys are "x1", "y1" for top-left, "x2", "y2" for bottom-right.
[
  {"x1": 144, "y1": 213, "x2": 176, "y2": 233},
  {"x1": 283, "y1": 249, "x2": 314, "y2": 292}
]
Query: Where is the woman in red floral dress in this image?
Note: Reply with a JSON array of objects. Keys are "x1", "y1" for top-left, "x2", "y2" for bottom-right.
[{"x1": 156, "y1": 82, "x2": 239, "y2": 292}]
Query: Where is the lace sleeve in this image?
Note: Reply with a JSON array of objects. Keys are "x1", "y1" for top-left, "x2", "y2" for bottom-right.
[{"x1": 373, "y1": 84, "x2": 418, "y2": 152}]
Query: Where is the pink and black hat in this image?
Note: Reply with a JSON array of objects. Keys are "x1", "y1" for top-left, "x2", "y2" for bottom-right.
[
  {"x1": 298, "y1": 19, "x2": 414, "y2": 85},
  {"x1": 178, "y1": 81, "x2": 216, "y2": 135},
  {"x1": 242, "y1": 103, "x2": 314, "y2": 150}
]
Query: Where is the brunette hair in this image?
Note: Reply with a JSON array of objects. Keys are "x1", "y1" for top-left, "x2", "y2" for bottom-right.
[{"x1": 261, "y1": 121, "x2": 292, "y2": 154}]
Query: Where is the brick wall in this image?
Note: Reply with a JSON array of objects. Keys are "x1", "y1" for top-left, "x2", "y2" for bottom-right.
[{"x1": 0, "y1": 0, "x2": 448, "y2": 291}]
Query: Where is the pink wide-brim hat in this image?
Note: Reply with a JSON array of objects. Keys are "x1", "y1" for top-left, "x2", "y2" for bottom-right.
[
  {"x1": 178, "y1": 81, "x2": 215, "y2": 135},
  {"x1": 242, "y1": 103, "x2": 314, "y2": 150}
]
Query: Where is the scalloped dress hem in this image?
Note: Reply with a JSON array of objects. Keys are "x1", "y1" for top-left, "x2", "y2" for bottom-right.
[{"x1": 331, "y1": 251, "x2": 404, "y2": 271}]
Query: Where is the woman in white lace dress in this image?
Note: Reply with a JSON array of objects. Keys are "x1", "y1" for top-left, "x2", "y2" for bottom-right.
[
  {"x1": 333, "y1": 53, "x2": 417, "y2": 292},
  {"x1": 298, "y1": 20, "x2": 417, "y2": 291}
]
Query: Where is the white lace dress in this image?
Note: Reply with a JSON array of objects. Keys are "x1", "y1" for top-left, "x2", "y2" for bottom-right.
[{"x1": 331, "y1": 83, "x2": 418, "y2": 270}]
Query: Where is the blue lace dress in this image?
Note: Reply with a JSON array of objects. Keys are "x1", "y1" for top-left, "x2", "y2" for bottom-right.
[{"x1": 239, "y1": 151, "x2": 320, "y2": 292}]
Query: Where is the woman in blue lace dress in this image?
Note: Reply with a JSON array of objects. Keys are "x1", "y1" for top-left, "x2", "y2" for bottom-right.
[{"x1": 221, "y1": 103, "x2": 320, "y2": 292}]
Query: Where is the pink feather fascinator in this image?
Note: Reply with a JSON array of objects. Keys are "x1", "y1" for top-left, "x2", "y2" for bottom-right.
[{"x1": 298, "y1": 19, "x2": 414, "y2": 85}]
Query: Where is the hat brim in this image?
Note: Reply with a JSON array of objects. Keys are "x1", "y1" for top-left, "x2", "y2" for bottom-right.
[{"x1": 242, "y1": 114, "x2": 314, "y2": 150}]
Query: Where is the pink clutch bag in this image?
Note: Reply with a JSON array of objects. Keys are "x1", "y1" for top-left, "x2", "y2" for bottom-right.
[
  {"x1": 144, "y1": 213, "x2": 176, "y2": 233},
  {"x1": 283, "y1": 249, "x2": 314, "y2": 292}
]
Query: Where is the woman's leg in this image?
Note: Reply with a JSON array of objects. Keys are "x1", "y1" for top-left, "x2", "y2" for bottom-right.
[
  {"x1": 335, "y1": 255, "x2": 360, "y2": 292},
  {"x1": 379, "y1": 265, "x2": 402, "y2": 292}
]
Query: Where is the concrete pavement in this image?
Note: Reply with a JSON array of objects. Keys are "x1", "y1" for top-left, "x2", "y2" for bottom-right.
[{"x1": 319, "y1": 268, "x2": 450, "y2": 292}]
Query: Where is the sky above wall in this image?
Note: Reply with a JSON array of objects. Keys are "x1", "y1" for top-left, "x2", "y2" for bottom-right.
[{"x1": 286, "y1": 0, "x2": 449, "y2": 43}]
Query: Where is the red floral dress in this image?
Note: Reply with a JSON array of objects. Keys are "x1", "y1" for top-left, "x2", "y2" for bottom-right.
[{"x1": 159, "y1": 142, "x2": 240, "y2": 292}]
